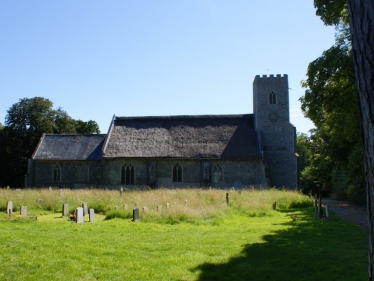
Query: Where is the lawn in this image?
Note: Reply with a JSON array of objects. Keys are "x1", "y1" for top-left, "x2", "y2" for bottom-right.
[{"x1": 0, "y1": 188, "x2": 368, "y2": 280}]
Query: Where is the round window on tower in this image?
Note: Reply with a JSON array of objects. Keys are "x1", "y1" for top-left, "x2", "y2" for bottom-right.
[{"x1": 268, "y1": 111, "x2": 279, "y2": 122}]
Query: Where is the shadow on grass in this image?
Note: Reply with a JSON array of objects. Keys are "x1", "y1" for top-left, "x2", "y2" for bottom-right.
[{"x1": 192, "y1": 209, "x2": 367, "y2": 281}]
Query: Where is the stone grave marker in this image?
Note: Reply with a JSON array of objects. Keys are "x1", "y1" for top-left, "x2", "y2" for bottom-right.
[
  {"x1": 123, "y1": 204, "x2": 128, "y2": 210},
  {"x1": 62, "y1": 203, "x2": 69, "y2": 217},
  {"x1": 89, "y1": 208, "x2": 95, "y2": 222},
  {"x1": 226, "y1": 193, "x2": 230, "y2": 206},
  {"x1": 143, "y1": 207, "x2": 149, "y2": 213},
  {"x1": 82, "y1": 202, "x2": 88, "y2": 216},
  {"x1": 6, "y1": 201, "x2": 13, "y2": 215},
  {"x1": 75, "y1": 207, "x2": 84, "y2": 223},
  {"x1": 166, "y1": 203, "x2": 170, "y2": 208},
  {"x1": 132, "y1": 208, "x2": 139, "y2": 222},
  {"x1": 20, "y1": 206, "x2": 27, "y2": 217},
  {"x1": 157, "y1": 205, "x2": 162, "y2": 212}
]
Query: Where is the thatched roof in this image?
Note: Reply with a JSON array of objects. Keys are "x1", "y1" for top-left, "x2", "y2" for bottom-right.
[
  {"x1": 32, "y1": 134, "x2": 106, "y2": 161},
  {"x1": 102, "y1": 114, "x2": 261, "y2": 159}
]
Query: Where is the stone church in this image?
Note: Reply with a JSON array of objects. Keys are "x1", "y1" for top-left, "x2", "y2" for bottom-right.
[{"x1": 26, "y1": 74, "x2": 297, "y2": 189}]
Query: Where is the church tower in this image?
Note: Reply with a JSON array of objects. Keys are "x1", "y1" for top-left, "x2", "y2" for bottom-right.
[{"x1": 253, "y1": 74, "x2": 297, "y2": 189}]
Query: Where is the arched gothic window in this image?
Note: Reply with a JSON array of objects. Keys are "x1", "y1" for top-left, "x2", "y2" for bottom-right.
[
  {"x1": 173, "y1": 163, "x2": 182, "y2": 182},
  {"x1": 213, "y1": 164, "x2": 224, "y2": 183},
  {"x1": 121, "y1": 163, "x2": 134, "y2": 185},
  {"x1": 53, "y1": 165, "x2": 61, "y2": 182},
  {"x1": 269, "y1": 92, "x2": 276, "y2": 104}
]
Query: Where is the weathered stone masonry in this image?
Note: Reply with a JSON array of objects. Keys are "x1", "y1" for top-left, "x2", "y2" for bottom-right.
[{"x1": 26, "y1": 74, "x2": 297, "y2": 189}]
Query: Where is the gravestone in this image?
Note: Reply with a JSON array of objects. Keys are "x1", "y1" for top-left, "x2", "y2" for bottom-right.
[
  {"x1": 143, "y1": 207, "x2": 149, "y2": 213},
  {"x1": 157, "y1": 205, "x2": 162, "y2": 212},
  {"x1": 62, "y1": 203, "x2": 69, "y2": 217},
  {"x1": 75, "y1": 207, "x2": 84, "y2": 223},
  {"x1": 226, "y1": 193, "x2": 230, "y2": 206},
  {"x1": 132, "y1": 208, "x2": 139, "y2": 222},
  {"x1": 49, "y1": 186, "x2": 53, "y2": 191},
  {"x1": 123, "y1": 204, "x2": 128, "y2": 210},
  {"x1": 185, "y1": 200, "x2": 188, "y2": 205},
  {"x1": 115, "y1": 205, "x2": 119, "y2": 210},
  {"x1": 6, "y1": 201, "x2": 13, "y2": 215},
  {"x1": 89, "y1": 208, "x2": 95, "y2": 222},
  {"x1": 82, "y1": 202, "x2": 88, "y2": 216},
  {"x1": 166, "y1": 203, "x2": 170, "y2": 208},
  {"x1": 272, "y1": 202, "x2": 276, "y2": 210},
  {"x1": 20, "y1": 206, "x2": 27, "y2": 217},
  {"x1": 325, "y1": 205, "x2": 329, "y2": 219}
]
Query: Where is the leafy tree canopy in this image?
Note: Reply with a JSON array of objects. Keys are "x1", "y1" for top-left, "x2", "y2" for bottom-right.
[
  {"x1": 299, "y1": 15, "x2": 364, "y2": 203},
  {"x1": 0, "y1": 97, "x2": 100, "y2": 187}
]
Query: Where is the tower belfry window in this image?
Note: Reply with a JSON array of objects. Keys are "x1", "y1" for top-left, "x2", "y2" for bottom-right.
[{"x1": 269, "y1": 92, "x2": 276, "y2": 104}]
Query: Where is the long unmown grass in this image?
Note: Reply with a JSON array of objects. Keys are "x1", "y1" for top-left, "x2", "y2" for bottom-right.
[{"x1": 0, "y1": 188, "x2": 368, "y2": 280}]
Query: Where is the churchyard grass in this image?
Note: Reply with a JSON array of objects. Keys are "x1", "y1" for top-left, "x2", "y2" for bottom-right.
[{"x1": 0, "y1": 188, "x2": 368, "y2": 280}]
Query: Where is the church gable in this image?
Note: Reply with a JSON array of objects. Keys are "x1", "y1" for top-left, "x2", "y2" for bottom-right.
[{"x1": 102, "y1": 114, "x2": 261, "y2": 159}]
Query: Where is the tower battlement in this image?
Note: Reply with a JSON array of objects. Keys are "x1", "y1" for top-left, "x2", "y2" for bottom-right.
[{"x1": 255, "y1": 74, "x2": 288, "y2": 79}]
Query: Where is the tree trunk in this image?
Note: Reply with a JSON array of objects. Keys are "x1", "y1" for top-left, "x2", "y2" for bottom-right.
[{"x1": 347, "y1": 0, "x2": 374, "y2": 279}]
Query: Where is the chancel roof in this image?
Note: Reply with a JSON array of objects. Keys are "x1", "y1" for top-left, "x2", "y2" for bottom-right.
[
  {"x1": 32, "y1": 134, "x2": 106, "y2": 160},
  {"x1": 102, "y1": 114, "x2": 261, "y2": 159}
]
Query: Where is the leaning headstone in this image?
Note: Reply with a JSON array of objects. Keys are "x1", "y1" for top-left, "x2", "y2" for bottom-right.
[
  {"x1": 123, "y1": 204, "x2": 128, "y2": 210},
  {"x1": 20, "y1": 206, "x2": 27, "y2": 217},
  {"x1": 325, "y1": 205, "x2": 329, "y2": 219},
  {"x1": 132, "y1": 208, "x2": 139, "y2": 222},
  {"x1": 6, "y1": 201, "x2": 13, "y2": 215},
  {"x1": 82, "y1": 202, "x2": 88, "y2": 216},
  {"x1": 318, "y1": 196, "x2": 323, "y2": 219},
  {"x1": 62, "y1": 203, "x2": 69, "y2": 217},
  {"x1": 89, "y1": 208, "x2": 95, "y2": 222},
  {"x1": 75, "y1": 207, "x2": 84, "y2": 223},
  {"x1": 272, "y1": 202, "x2": 277, "y2": 210}
]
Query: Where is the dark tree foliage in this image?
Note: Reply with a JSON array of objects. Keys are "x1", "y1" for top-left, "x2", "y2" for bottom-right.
[
  {"x1": 300, "y1": 24, "x2": 364, "y2": 202},
  {"x1": 0, "y1": 97, "x2": 100, "y2": 187},
  {"x1": 74, "y1": 119, "x2": 100, "y2": 134}
]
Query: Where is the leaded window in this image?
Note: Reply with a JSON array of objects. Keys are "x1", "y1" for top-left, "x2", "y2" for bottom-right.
[
  {"x1": 121, "y1": 163, "x2": 134, "y2": 185},
  {"x1": 53, "y1": 165, "x2": 61, "y2": 182},
  {"x1": 213, "y1": 164, "x2": 224, "y2": 183},
  {"x1": 173, "y1": 163, "x2": 182, "y2": 182}
]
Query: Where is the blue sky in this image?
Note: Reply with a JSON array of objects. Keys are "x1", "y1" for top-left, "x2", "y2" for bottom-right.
[{"x1": 0, "y1": 1, "x2": 335, "y2": 134}]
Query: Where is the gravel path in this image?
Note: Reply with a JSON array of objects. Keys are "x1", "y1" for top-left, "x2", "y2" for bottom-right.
[{"x1": 322, "y1": 198, "x2": 368, "y2": 231}]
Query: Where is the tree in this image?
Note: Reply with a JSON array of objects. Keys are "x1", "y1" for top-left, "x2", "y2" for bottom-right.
[
  {"x1": 300, "y1": 22, "x2": 364, "y2": 202},
  {"x1": 313, "y1": 0, "x2": 374, "y2": 278},
  {"x1": 346, "y1": 0, "x2": 374, "y2": 278},
  {"x1": 74, "y1": 119, "x2": 100, "y2": 134},
  {"x1": 0, "y1": 97, "x2": 100, "y2": 187}
]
